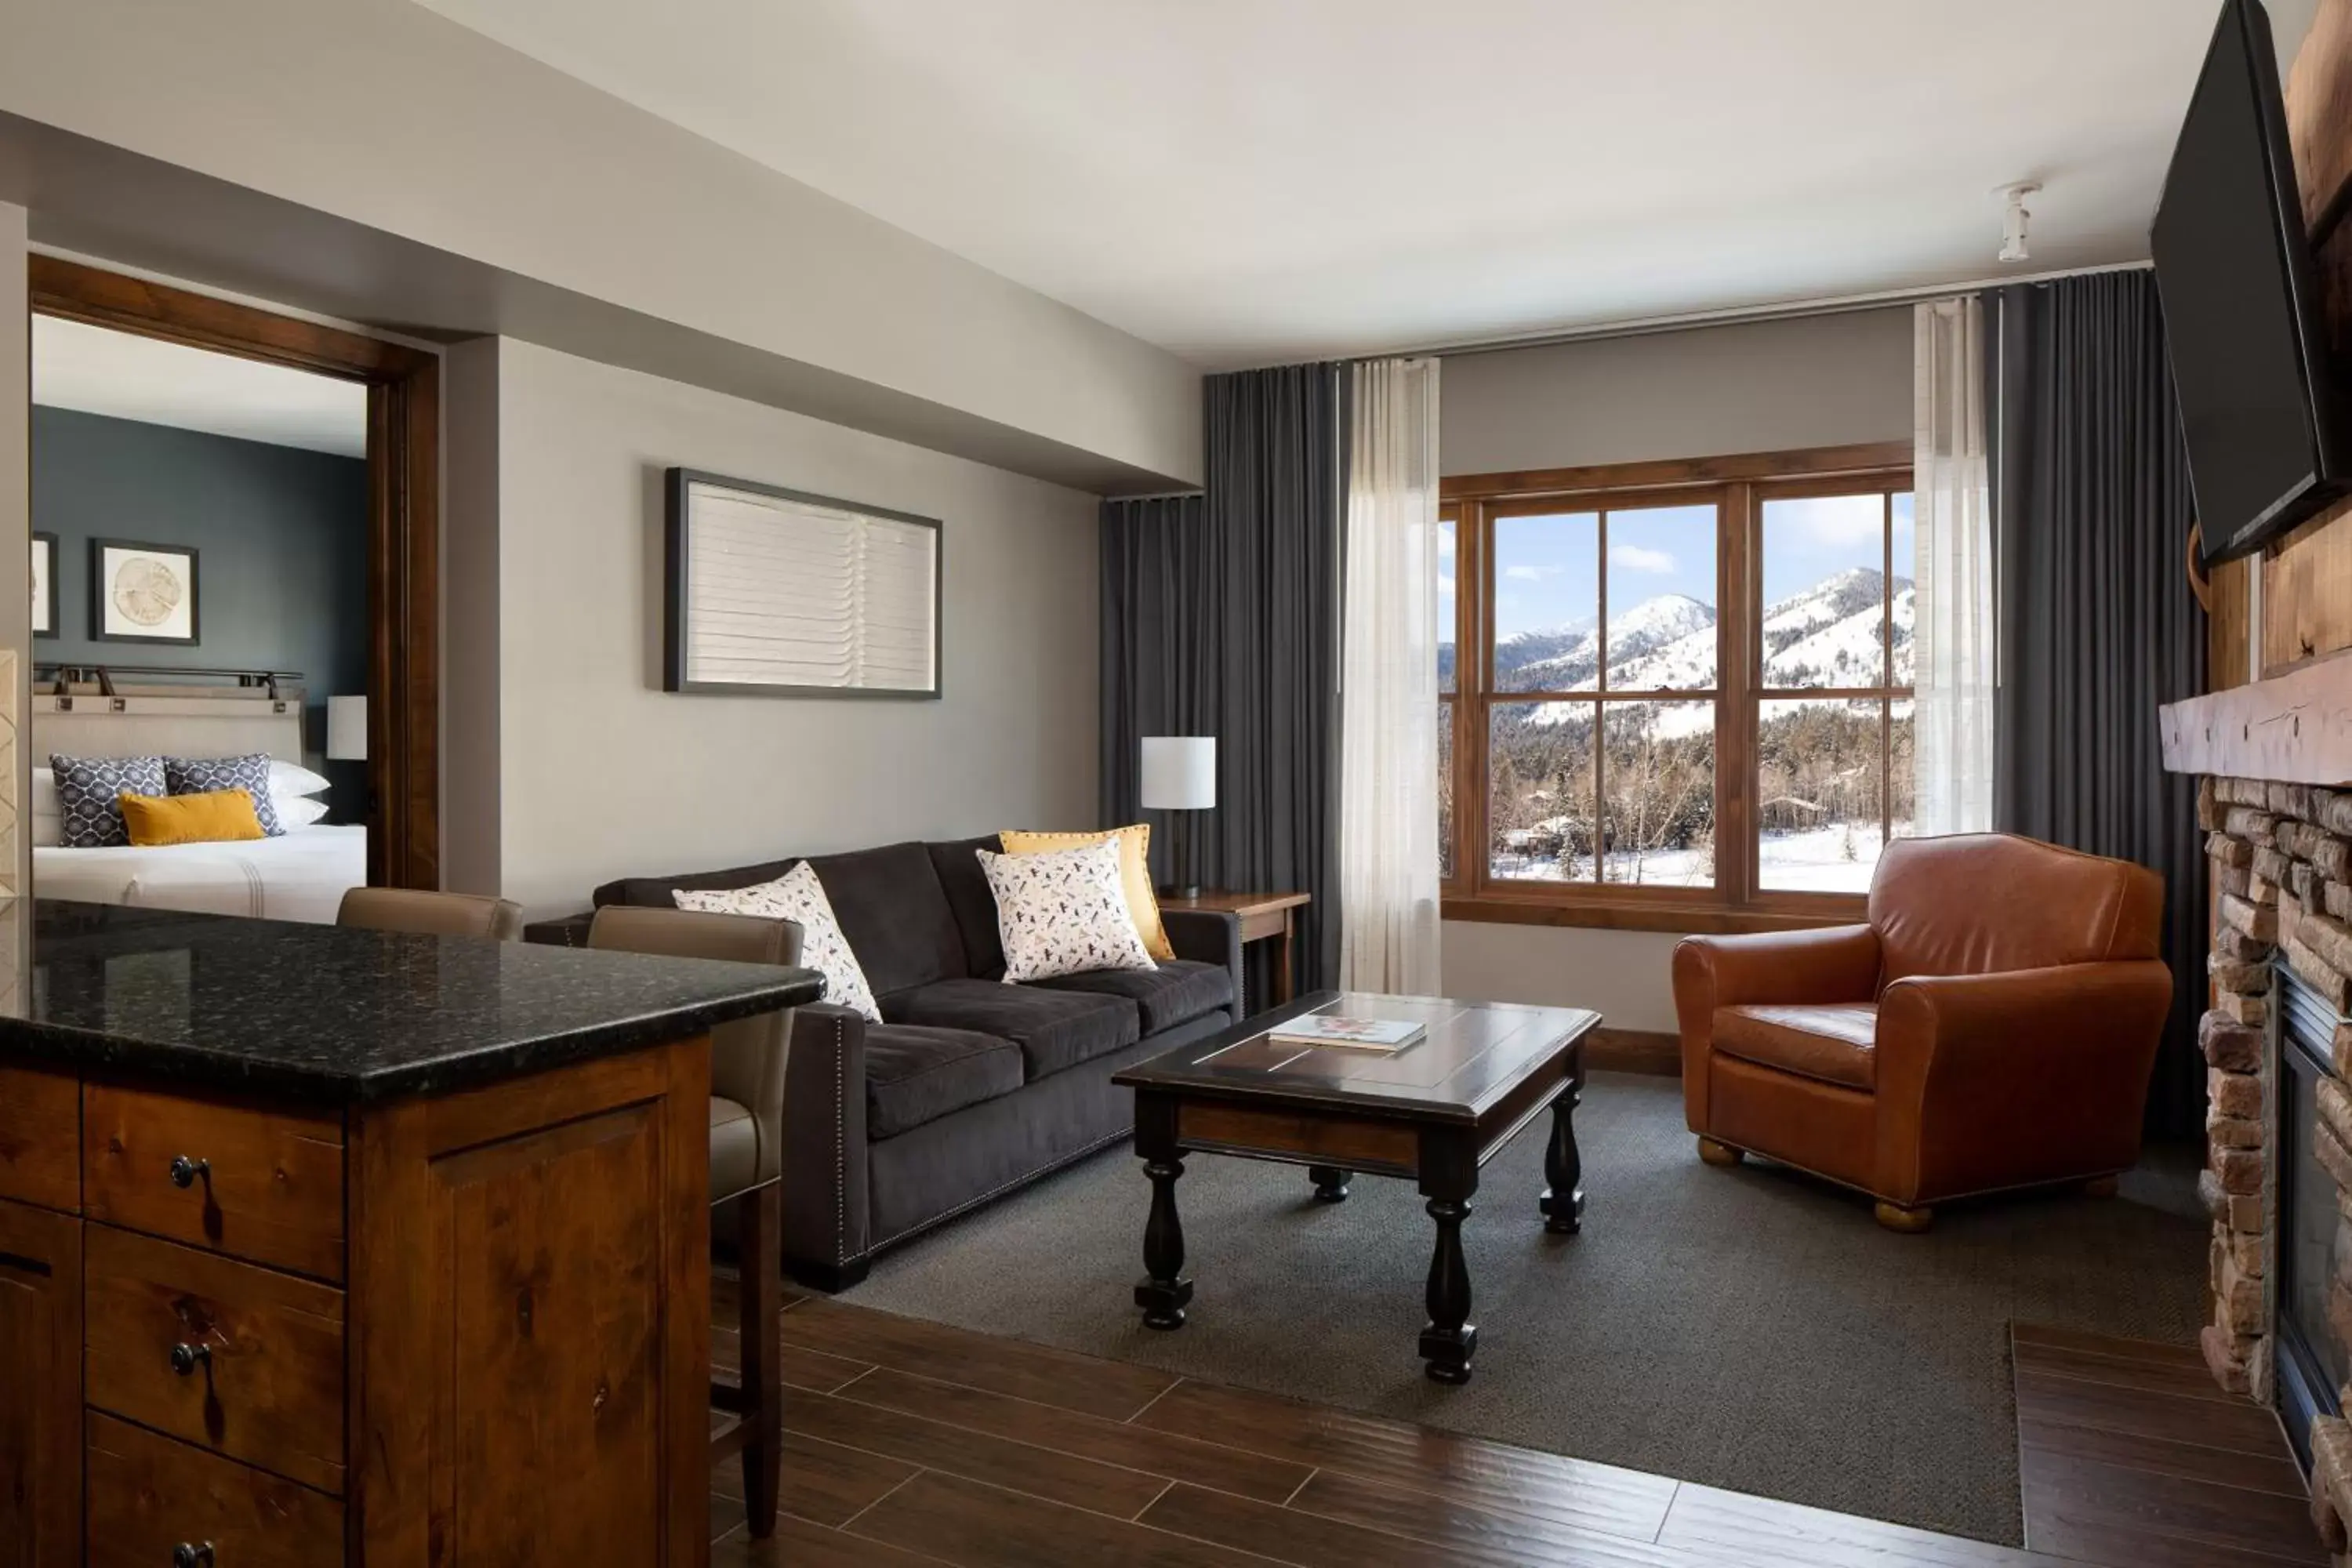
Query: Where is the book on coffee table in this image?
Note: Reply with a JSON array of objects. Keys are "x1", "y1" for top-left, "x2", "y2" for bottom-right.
[{"x1": 1266, "y1": 1014, "x2": 1426, "y2": 1052}]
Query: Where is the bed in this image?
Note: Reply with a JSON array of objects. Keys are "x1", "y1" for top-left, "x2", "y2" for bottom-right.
[
  {"x1": 36, "y1": 826, "x2": 368, "y2": 924},
  {"x1": 31, "y1": 677, "x2": 368, "y2": 924}
]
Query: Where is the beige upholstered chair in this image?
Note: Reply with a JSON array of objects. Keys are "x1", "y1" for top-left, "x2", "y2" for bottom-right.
[
  {"x1": 587, "y1": 905, "x2": 802, "y2": 1539},
  {"x1": 336, "y1": 887, "x2": 525, "y2": 941}
]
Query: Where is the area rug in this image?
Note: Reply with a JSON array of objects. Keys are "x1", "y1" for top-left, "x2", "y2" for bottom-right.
[{"x1": 839, "y1": 1070, "x2": 2208, "y2": 1545}]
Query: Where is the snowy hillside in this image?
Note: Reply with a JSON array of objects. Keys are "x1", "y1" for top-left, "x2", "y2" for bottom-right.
[{"x1": 1447, "y1": 568, "x2": 1913, "y2": 718}]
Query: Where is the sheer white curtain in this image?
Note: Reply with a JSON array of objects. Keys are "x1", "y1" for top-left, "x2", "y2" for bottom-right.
[
  {"x1": 1913, "y1": 296, "x2": 1996, "y2": 835},
  {"x1": 1338, "y1": 357, "x2": 1444, "y2": 994}
]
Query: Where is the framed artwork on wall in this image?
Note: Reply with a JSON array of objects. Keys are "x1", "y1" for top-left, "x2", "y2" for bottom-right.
[
  {"x1": 31, "y1": 533, "x2": 55, "y2": 640},
  {"x1": 662, "y1": 467, "x2": 942, "y2": 699},
  {"x1": 92, "y1": 538, "x2": 200, "y2": 645}
]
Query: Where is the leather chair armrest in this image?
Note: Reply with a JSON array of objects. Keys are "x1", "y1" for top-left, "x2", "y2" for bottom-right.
[
  {"x1": 1162, "y1": 908, "x2": 1246, "y2": 1014},
  {"x1": 779, "y1": 1002, "x2": 873, "y2": 1290},
  {"x1": 1672, "y1": 924, "x2": 1882, "y2": 1129},
  {"x1": 1874, "y1": 958, "x2": 2174, "y2": 1203}
]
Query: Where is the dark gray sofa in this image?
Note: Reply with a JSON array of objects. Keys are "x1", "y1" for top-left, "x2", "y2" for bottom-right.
[{"x1": 588, "y1": 834, "x2": 1242, "y2": 1290}]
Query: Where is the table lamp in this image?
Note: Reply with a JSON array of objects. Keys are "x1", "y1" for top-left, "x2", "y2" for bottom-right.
[{"x1": 1140, "y1": 735, "x2": 1216, "y2": 899}]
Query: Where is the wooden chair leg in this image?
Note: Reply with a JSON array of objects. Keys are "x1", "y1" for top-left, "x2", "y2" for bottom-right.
[{"x1": 738, "y1": 1181, "x2": 783, "y2": 1538}]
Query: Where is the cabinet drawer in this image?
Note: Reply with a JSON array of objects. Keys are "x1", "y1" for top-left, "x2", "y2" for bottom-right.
[
  {"x1": 0, "y1": 1065, "x2": 81, "y2": 1211},
  {"x1": 84, "y1": 1226, "x2": 347, "y2": 1495},
  {"x1": 85, "y1": 1081, "x2": 345, "y2": 1281},
  {"x1": 86, "y1": 1410, "x2": 343, "y2": 1568}
]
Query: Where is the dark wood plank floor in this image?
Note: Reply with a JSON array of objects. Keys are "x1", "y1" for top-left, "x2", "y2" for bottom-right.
[
  {"x1": 2013, "y1": 1322, "x2": 2328, "y2": 1568},
  {"x1": 708, "y1": 1278, "x2": 2267, "y2": 1566}
]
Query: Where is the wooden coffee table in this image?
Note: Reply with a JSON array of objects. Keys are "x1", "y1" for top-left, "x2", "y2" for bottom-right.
[{"x1": 1111, "y1": 990, "x2": 1599, "y2": 1385}]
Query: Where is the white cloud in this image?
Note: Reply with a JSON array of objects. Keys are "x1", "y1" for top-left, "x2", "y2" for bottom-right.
[
  {"x1": 1504, "y1": 564, "x2": 1560, "y2": 583},
  {"x1": 1437, "y1": 572, "x2": 1457, "y2": 597},
  {"x1": 1436, "y1": 531, "x2": 1456, "y2": 560},
  {"x1": 1771, "y1": 495, "x2": 1883, "y2": 548},
  {"x1": 1610, "y1": 544, "x2": 1676, "y2": 573}
]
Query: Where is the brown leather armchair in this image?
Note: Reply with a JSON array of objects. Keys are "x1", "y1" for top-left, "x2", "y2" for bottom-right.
[{"x1": 1671, "y1": 833, "x2": 2173, "y2": 1232}]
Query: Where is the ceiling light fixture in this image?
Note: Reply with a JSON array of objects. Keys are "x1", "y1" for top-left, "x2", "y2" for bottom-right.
[{"x1": 1998, "y1": 182, "x2": 2042, "y2": 264}]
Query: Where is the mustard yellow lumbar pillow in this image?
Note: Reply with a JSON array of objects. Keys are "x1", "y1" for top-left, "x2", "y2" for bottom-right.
[
  {"x1": 118, "y1": 788, "x2": 267, "y2": 847},
  {"x1": 999, "y1": 825, "x2": 1172, "y2": 960}
]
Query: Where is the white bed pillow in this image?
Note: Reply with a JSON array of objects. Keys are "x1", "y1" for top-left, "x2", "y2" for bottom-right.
[
  {"x1": 978, "y1": 839, "x2": 1156, "y2": 982},
  {"x1": 270, "y1": 760, "x2": 332, "y2": 798},
  {"x1": 277, "y1": 797, "x2": 332, "y2": 830},
  {"x1": 673, "y1": 861, "x2": 880, "y2": 1021}
]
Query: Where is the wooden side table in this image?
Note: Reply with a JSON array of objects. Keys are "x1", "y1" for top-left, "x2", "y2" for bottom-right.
[{"x1": 1157, "y1": 890, "x2": 1312, "y2": 1005}]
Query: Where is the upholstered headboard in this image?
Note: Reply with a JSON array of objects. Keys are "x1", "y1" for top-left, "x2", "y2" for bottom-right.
[{"x1": 32, "y1": 684, "x2": 307, "y2": 766}]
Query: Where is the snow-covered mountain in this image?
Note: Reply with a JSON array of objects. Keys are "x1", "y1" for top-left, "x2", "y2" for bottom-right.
[
  {"x1": 1446, "y1": 568, "x2": 1914, "y2": 718},
  {"x1": 1494, "y1": 594, "x2": 1717, "y2": 693},
  {"x1": 1761, "y1": 568, "x2": 1915, "y2": 689}
]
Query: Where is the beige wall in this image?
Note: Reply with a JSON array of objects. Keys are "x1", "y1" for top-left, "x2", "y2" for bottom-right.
[
  {"x1": 0, "y1": 0, "x2": 1200, "y2": 492},
  {"x1": 466, "y1": 339, "x2": 1102, "y2": 915},
  {"x1": 1438, "y1": 307, "x2": 1913, "y2": 1033}
]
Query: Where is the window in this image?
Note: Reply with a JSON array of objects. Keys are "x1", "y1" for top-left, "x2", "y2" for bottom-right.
[{"x1": 1440, "y1": 445, "x2": 1914, "y2": 931}]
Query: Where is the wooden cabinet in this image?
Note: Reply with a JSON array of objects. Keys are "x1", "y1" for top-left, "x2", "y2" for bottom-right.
[
  {"x1": 0, "y1": 1036, "x2": 711, "y2": 1566},
  {"x1": 0, "y1": 1197, "x2": 81, "y2": 1568},
  {"x1": 84, "y1": 1083, "x2": 345, "y2": 1282},
  {"x1": 85, "y1": 1413, "x2": 343, "y2": 1568}
]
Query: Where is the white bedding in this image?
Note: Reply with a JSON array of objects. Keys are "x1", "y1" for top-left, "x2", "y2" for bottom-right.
[{"x1": 35, "y1": 826, "x2": 368, "y2": 925}]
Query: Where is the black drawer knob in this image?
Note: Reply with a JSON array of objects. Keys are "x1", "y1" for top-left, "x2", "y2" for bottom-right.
[
  {"x1": 169, "y1": 1341, "x2": 211, "y2": 1377},
  {"x1": 169, "y1": 1156, "x2": 210, "y2": 1189},
  {"x1": 172, "y1": 1544, "x2": 215, "y2": 1568}
]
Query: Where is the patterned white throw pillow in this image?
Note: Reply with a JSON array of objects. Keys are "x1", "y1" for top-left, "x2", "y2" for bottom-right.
[
  {"x1": 673, "y1": 861, "x2": 881, "y2": 1022},
  {"x1": 978, "y1": 839, "x2": 1156, "y2": 982}
]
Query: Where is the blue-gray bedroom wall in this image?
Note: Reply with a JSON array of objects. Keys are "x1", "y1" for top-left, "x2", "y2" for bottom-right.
[{"x1": 31, "y1": 406, "x2": 368, "y2": 822}]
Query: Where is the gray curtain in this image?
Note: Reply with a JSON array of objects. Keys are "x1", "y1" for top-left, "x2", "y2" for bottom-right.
[
  {"x1": 1101, "y1": 362, "x2": 1347, "y2": 996},
  {"x1": 1989, "y1": 270, "x2": 2208, "y2": 1140}
]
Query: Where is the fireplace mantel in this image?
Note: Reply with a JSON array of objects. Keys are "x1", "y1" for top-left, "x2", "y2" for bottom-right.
[{"x1": 2161, "y1": 647, "x2": 2352, "y2": 785}]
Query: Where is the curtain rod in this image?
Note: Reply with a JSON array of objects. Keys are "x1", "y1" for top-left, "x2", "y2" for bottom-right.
[{"x1": 1373, "y1": 260, "x2": 2153, "y2": 362}]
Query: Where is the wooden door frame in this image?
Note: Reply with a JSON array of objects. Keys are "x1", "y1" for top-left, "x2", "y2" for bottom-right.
[{"x1": 27, "y1": 255, "x2": 440, "y2": 890}]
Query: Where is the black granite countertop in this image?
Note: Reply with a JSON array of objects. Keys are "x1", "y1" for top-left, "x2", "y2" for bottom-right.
[{"x1": 0, "y1": 900, "x2": 826, "y2": 1105}]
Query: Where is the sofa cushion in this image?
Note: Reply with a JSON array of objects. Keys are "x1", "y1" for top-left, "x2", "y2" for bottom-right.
[
  {"x1": 1032, "y1": 960, "x2": 1234, "y2": 1035},
  {"x1": 1712, "y1": 1002, "x2": 1878, "y2": 1091},
  {"x1": 804, "y1": 841, "x2": 970, "y2": 996},
  {"x1": 884, "y1": 980, "x2": 1140, "y2": 1081},
  {"x1": 927, "y1": 835, "x2": 1007, "y2": 981},
  {"x1": 864, "y1": 1023, "x2": 1025, "y2": 1139}
]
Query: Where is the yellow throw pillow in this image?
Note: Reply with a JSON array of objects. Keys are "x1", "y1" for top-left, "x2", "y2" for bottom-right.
[
  {"x1": 999, "y1": 825, "x2": 1173, "y2": 961},
  {"x1": 118, "y1": 788, "x2": 267, "y2": 847}
]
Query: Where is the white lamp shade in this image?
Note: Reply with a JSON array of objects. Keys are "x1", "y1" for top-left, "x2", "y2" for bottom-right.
[
  {"x1": 1139, "y1": 736, "x2": 1216, "y2": 811},
  {"x1": 326, "y1": 695, "x2": 368, "y2": 762}
]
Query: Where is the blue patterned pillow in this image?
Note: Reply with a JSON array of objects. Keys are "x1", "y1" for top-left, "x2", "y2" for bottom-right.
[
  {"x1": 165, "y1": 753, "x2": 285, "y2": 837},
  {"x1": 49, "y1": 754, "x2": 167, "y2": 848}
]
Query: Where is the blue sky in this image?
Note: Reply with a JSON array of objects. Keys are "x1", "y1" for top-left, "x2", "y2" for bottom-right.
[{"x1": 1441, "y1": 492, "x2": 1916, "y2": 642}]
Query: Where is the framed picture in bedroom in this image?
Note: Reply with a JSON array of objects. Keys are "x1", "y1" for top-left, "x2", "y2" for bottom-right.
[
  {"x1": 31, "y1": 533, "x2": 55, "y2": 640},
  {"x1": 92, "y1": 538, "x2": 200, "y2": 645},
  {"x1": 663, "y1": 467, "x2": 942, "y2": 699}
]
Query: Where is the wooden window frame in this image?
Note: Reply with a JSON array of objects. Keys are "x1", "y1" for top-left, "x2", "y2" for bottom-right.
[
  {"x1": 28, "y1": 256, "x2": 441, "y2": 890},
  {"x1": 1439, "y1": 442, "x2": 1912, "y2": 935}
]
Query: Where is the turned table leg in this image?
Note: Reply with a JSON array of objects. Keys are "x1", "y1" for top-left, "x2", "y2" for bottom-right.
[
  {"x1": 1133, "y1": 1094, "x2": 1192, "y2": 1330},
  {"x1": 1540, "y1": 1073, "x2": 1584, "y2": 1235},
  {"x1": 1417, "y1": 1138, "x2": 1479, "y2": 1385}
]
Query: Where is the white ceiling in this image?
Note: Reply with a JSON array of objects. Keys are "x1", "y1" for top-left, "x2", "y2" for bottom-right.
[
  {"x1": 411, "y1": 0, "x2": 2321, "y2": 369},
  {"x1": 31, "y1": 316, "x2": 368, "y2": 457}
]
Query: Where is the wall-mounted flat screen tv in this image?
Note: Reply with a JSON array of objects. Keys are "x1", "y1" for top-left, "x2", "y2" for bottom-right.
[{"x1": 2152, "y1": 0, "x2": 2351, "y2": 569}]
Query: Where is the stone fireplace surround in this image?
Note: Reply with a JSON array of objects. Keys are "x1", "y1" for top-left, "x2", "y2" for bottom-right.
[{"x1": 2196, "y1": 771, "x2": 2352, "y2": 1550}]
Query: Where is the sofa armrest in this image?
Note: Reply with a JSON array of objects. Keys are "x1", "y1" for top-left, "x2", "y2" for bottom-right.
[
  {"x1": 780, "y1": 1002, "x2": 873, "y2": 1290},
  {"x1": 1672, "y1": 924, "x2": 1881, "y2": 1129},
  {"x1": 1162, "y1": 908, "x2": 1246, "y2": 1014},
  {"x1": 1874, "y1": 958, "x2": 2173, "y2": 1203}
]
